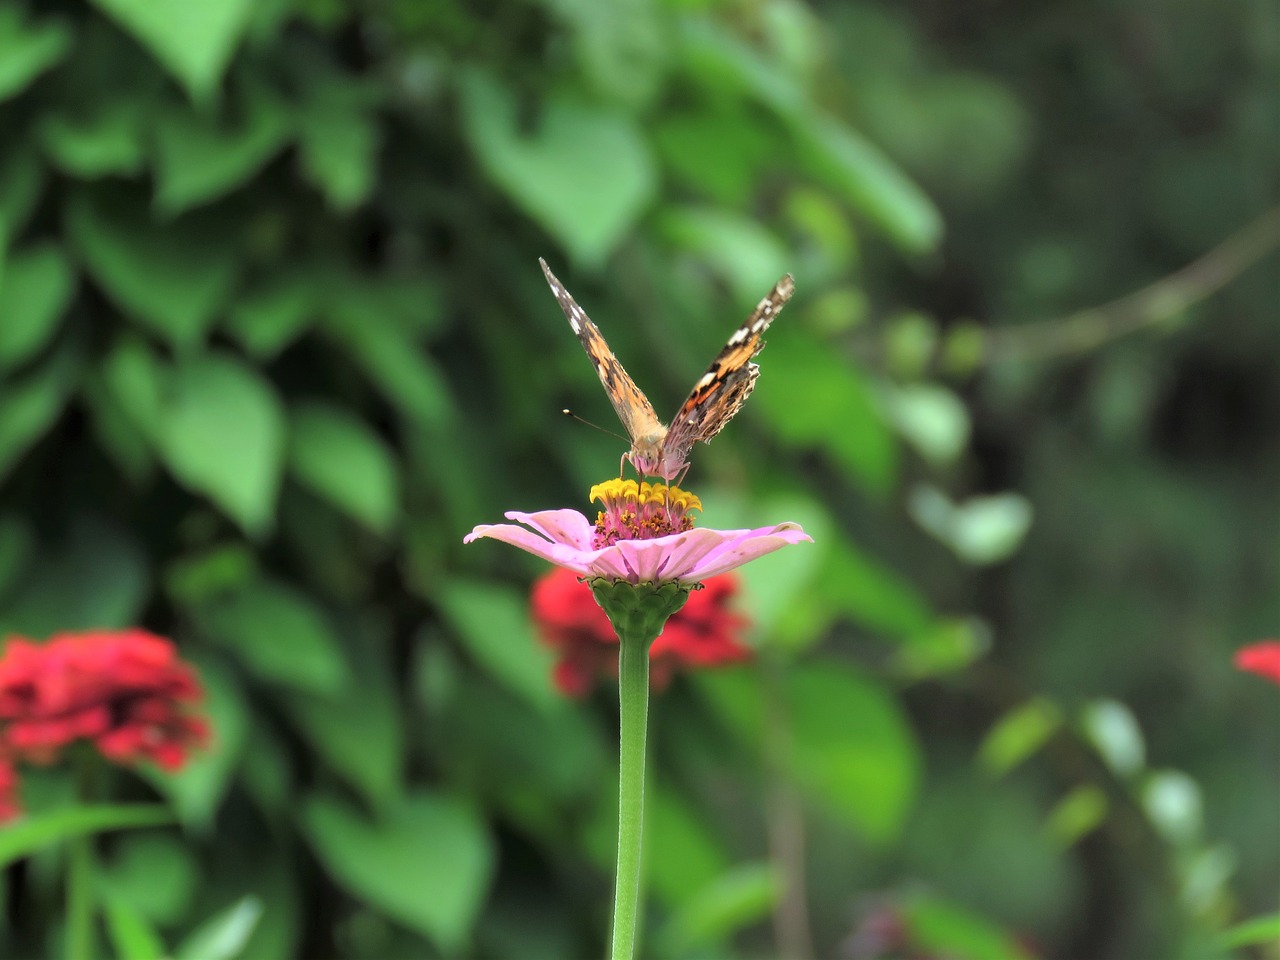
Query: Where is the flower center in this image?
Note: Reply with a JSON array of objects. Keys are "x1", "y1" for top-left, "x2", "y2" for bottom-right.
[{"x1": 590, "y1": 479, "x2": 701, "y2": 549}]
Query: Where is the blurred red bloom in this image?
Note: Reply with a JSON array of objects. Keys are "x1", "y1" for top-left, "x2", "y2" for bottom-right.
[
  {"x1": 1234, "y1": 641, "x2": 1280, "y2": 685},
  {"x1": 0, "y1": 754, "x2": 19, "y2": 822},
  {"x1": 530, "y1": 567, "x2": 751, "y2": 696},
  {"x1": 0, "y1": 629, "x2": 210, "y2": 820}
]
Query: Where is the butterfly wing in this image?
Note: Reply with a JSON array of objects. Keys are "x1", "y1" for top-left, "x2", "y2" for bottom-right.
[
  {"x1": 662, "y1": 274, "x2": 795, "y2": 465},
  {"x1": 540, "y1": 259, "x2": 665, "y2": 445}
]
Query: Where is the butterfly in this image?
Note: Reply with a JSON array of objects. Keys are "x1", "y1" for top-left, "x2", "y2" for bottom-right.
[{"x1": 540, "y1": 258, "x2": 795, "y2": 482}]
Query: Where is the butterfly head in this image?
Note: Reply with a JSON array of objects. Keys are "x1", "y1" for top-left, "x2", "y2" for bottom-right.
[{"x1": 627, "y1": 428, "x2": 683, "y2": 481}]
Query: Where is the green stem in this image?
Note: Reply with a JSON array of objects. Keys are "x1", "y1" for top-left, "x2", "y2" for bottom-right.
[
  {"x1": 66, "y1": 756, "x2": 97, "y2": 960},
  {"x1": 610, "y1": 627, "x2": 651, "y2": 960}
]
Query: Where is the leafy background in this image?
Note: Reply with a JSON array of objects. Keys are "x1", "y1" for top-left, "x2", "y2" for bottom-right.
[{"x1": 1, "y1": 0, "x2": 1277, "y2": 957}]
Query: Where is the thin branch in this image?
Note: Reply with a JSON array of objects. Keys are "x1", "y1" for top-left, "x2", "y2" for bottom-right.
[{"x1": 981, "y1": 204, "x2": 1280, "y2": 364}]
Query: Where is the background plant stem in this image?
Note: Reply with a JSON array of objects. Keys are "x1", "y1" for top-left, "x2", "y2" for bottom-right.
[{"x1": 66, "y1": 757, "x2": 97, "y2": 960}]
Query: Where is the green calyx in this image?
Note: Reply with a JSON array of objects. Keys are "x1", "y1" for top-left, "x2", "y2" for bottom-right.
[{"x1": 587, "y1": 578, "x2": 694, "y2": 646}]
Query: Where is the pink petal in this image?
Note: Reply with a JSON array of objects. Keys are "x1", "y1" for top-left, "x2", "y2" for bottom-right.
[
  {"x1": 649, "y1": 528, "x2": 753, "y2": 581},
  {"x1": 463, "y1": 522, "x2": 595, "y2": 574},
  {"x1": 684, "y1": 524, "x2": 812, "y2": 579},
  {"x1": 503, "y1": 509, "x2": 596, "y2": 549}
]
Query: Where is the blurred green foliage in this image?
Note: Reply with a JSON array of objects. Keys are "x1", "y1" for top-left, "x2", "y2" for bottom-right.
[{"x1": 0, "y1": 0, "x2": 1276, "y2": 957}]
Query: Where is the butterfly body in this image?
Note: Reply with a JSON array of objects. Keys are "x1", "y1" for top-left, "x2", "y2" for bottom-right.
[{"x1": 540, "y1": 259, "x2": 794, "y2": 481}]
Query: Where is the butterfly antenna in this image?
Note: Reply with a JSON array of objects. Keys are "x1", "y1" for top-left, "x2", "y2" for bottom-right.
[{"x1": 561, "y1": 408, "x2": 629, "y2": 444}]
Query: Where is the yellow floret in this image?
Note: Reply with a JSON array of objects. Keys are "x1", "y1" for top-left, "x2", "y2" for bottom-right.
[{"x1": 590, "y1": 478, "x2": 702, "y2": 513}]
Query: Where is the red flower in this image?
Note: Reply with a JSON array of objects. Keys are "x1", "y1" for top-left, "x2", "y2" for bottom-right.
[
  {"x1": 1235, "y1": 641, "x2": 1280, "y2": 685},
  {"x1": 531, "y1": 567, "x2": 751, "y2": 696},
  {"x1": 0, "y1": 629, "x2": 210, "y2": 820},
  {"x1": 0, "y1": 754, "x2": 19, "y2": 822}
]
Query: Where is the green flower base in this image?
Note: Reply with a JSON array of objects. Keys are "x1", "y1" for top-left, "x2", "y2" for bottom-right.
[{"x1": 587, "y1": 578, "x2": 694, "y2": 647}]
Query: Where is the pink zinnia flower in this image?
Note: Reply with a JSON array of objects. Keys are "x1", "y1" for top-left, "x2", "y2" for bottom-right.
[
  {"x1": 1234, "y1": 641, "x2": 1280, "y2": 685},
  {"x1": 465, "y1": 479, "x2": 811, "y2": 584}
]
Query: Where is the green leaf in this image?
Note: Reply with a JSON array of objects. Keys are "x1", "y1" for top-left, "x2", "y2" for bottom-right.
[
  {"x1": 288, "y1": 403, "x2": 400, "y2": 535},
  {"x1": 101, "y1": 833, "x2": 198, "y2": 925},
  {"x1": 154, "y1": 82, "x2": 294, "y2": 214},
  {"x1": 676, "y1": 20, "x2": 939, "y2": 253},
  {"x1": 539, "y1": 0, "x2": 666, "y2": 109},
  {"x1": 882, "y1": 383, "x2": 971, "y2": 466},
  {"x1": 0, "y1": 7, "x2": 71, "y2": 103},
  {"x1": 303, "y1": 791, "x2": 495, "y2": 955},
  {"x1": 1079, "y1": 698, "x2": 1146, "y2": 777},
  {"x1": 754, "y1": 335, "x2": 898, "y2": 496},
  {"x1": 1219, "y1": 912, "x2": 1280, "y2": 949},
  {"x1": 893, "y1": 618, "x2": 990, "y2": 679},
  {"x1": 328, "y1": 317, "x2": 452, "y2": 428},
  {"x1": 164, "y1": 544, "x2": 257, "y2": 607},
  {"x1": 646, "y1": 787, "x2": 729, "y2": 906},
  {"x1": 298, "y1": 99, "x2": 378, "y2": 211},
  {"x1": 0, "y1": 146, "x2": 45, "y2": 243},
  {"x1": 87, "y1": 0, "x2": 256, "y2": 104},
  {"x1": 222, "y1": 268, "x2": 317, "y2": 359},
  {"x1": 283, "y1": 657, "x2": 402, "y2": 811},
  {"x1": 0, "y1": 515, "x2": 34, "y2": 598},
  {"x1": 159, "y1": 354, "x2": 287, "y2": 536},
  {"x1": 902, "y1": 894, "x2": 1034, "y2": 960},
  {"x1": 698, "y1": 662, "x2": 921, "y2": 843},
  {"x1": 794, "y1": 110, "x2": 943, "y2": 254},
  {"x1": 458, "y1": 68, "x2": 656, "y2": 267},
  {"x1": 815, "y1": 540, "x2": 934, "y2": 639},
  {"x1": 654, "y1": 110, "x2": 770, "y2": 206},
  {"x1": 656, "y1": 864, "x2": 780, "y2": 955},
  {"x1": 785, "y1": 663, "x2": 921, "y2": 842},
  {"x1": 436, "y1": 578, "x2": 559, "y2": 711},
  {"x1": 908, "y1": 486, "x2": 1034, "y2": 565},
  {"x1": 0, "y1": 243, "x2": 75, "y2": 371},
  {"x1": 174, "y1": 896, "x2": 263, "y2": 960},
  {"x1": 0, "y1": 516, "x2": 149, "y2": 639},
  {"x1": 65, "y1": 191, "x2": 239, "y2": 347},
  {"x1": 1044, "y1": 785, "x2": 1108, "y2": 848},
  {"x1": 143, "y1": 655, "x2": 248, "y2": 831},
  {"x1": 99, "y1": 336, "x2": 166, "y2": 442},
  {"x1": 39, "y1": 100, "x2": 147, "y2": 178},
  {"x1": 192, "y1": 579, "x2": 348, "y2": 694},
  {"x1": 978, "y1": 697, "x2": 1062, "y2": 776},
  {"x1": 103, "y1": 893, "x2": 168, "y2": 960},
  {"x1": 0, "y1": 805, "x2": 173, "y2": 868},
  {"x1": 1142, "y1": 769, "x2": 1202, "y2": 846},
  {"x1": 657, "y1": 207, "x2": 792, "y2": 304},
  {"x1": 0, "y1": 346, "x2": 79, "y2": 483}
]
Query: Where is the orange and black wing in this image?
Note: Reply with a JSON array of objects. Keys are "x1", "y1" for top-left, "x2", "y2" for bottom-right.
[
  {"x1": 540, "y1": 259, "x2": 665, "y2": 444},
  {"x1": 663, "y1": 274, "x2": 795, "y2": 460}
]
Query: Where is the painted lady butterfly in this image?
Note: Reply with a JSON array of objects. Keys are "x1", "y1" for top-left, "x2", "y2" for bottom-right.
[{"x1": 540, "y1": 259, "x2": 795, "y2": 481}]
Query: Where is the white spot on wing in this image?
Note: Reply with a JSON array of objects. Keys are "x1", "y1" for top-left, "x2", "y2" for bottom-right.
[{"x1": 727, "y1": 327, "x2": 749, "y2": 345}]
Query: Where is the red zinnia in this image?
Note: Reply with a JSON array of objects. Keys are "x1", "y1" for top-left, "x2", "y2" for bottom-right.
[
  {"x1": 531, "y1": 567, "x2": 751, "y2": 696},
  {"x1": 0, "y1": 629, "x2": 210, "y2": 820},
  {"x1": 0, "y1": 754, "x2": 19, "y2": 822},
  {"x1": 1234, "y1": 641, "x2": 1280, "y2": 685}
]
